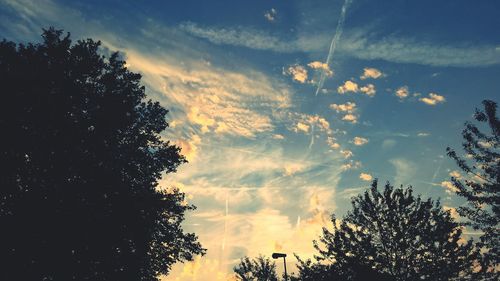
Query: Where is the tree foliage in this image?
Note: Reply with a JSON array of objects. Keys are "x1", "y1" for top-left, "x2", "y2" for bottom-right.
[
  {"x1": 295, "y1": 181, "x2": 476, "y2": 281},
  {"x1": 0, "y1": 28, "x2": 205, "y2": 281},
  {"x1": 233, "y1": 255, "x2": 279, "y2": 281},
  {"x1": 447, "y1": 99, "x2": 499, "y2": 279}
]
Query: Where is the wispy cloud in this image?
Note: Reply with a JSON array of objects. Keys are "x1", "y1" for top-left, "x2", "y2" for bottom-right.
[
  {"x1": 339, "y1": 32, "x2": 500, "y2": 67},
  {"x1": 417, "y1": 132, "x2": 430, "y2": 137},
  {"x1": 389, "y1": 158, "x2": 417, "y2": 185},
  {"x1": 179, "y1": 22, "x2": 293, "y2": 52},
  {"x1": 180, "y1": 21, "x2": 500, "y2": 67}
]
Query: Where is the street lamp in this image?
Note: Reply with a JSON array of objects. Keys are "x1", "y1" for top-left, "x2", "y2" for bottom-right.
[{"x1": 272, "y1": 252, "x2": 287, "y2": 281}]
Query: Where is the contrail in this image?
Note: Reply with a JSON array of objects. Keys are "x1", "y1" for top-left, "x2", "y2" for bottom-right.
[
  {"x1": 308, "y1": 124, "x2": 315, "y2": 150},
  {"x1": 222, "y1": 194, "x2": 229, "y2": 251},
  {"x1": 315, "y1": 0, "x2": 353, "y2": 96}
]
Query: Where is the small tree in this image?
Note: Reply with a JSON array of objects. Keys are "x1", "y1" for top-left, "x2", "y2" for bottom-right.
[
  {"x1": 295, "y1": 181, "x2": 476, "y2": 281},
  {"x1": 234, "y1": 255, "x2": 279, "y2": 281},
  {"x1": 0, "y1": 28, "x2": 205, "y2": 281},
  {"x1": 447, "y1": 99, "x2": 499, "y2": 279}
]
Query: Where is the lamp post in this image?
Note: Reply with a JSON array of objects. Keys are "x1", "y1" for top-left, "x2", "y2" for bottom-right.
[{"x1": 272, "y1": 252, "x2": 287, "y2": 281}]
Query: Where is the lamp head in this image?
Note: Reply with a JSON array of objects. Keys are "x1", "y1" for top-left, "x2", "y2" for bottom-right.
[{"x1": 272, "y1": 253, "x2": 287, "y2": 259}]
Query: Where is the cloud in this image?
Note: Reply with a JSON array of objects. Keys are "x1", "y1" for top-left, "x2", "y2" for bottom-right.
[
  {"x1": 360, "y1": 67, "x2": 383, "y2": 80},
  {"x1": 382, "y1": 139, "x2": 397, "y2": 149},
  {"x1": 264, "y1": 8, "x2": 277, "y2": 22},
  {"x1": 441, "y1": 181, "x2": 459, "y2": 194},
  {"x1": 395, "y1": 86, "x2": 409, "y2": 99},
  {"x1": 359, "y1": 173, "x2": 373, "y2": 181},
  {"x1": 180, "y1": 22, "x2": 500, "y2": 67},
  {"x1": 307, "y1": 61, "x2": 333, "y2": 77},
  {"x1": 341, "y1": 160, "x2": 362, "y2": 171},
  {"x1": 272, "y1": 134, "x2": 285, "y2": 140},
  {"x1": 419, "y1": 93, "x2": 446, "y2": 105},
  {"x1": 478, "y1": 141, "x2": 493, "y2": 148},
  {"x1": 179, "y1": 22, "x2": 293, "y2": 52},
  {"x1": 176, "y1": 134, "x2": 202, "y2": 162},
  {"x1": 337, "y1": 80, "x2": 359, "y2": 94},
  {"x1": 449, "y1": 170, "x2": 462, "y2": 179},
  {"x1": 340, "y1": 149, "x2": 354, "y2": 159},
  {"x1": 283, "y1": 163, "x2": 306, "y2": 176},
  {"x1": 342, "y1": 114, "x2": 358, "y2": 124},
  {"x1": 330, "y1": 102, "x2": 356, "y2": 113},
  {"x1": 389, "y1": 158, "x2": 416, "y2": 185},
  {"x1": 124, "y1": 50, "x2": 293, "y2": 139},
  {"x1": 339, "y1": 31, "x2": 500, "y2": 67},
  {"x1": 443, "y1": 206, "x2": 460, "y2": 220},
  {"x1": 352, "y1": 137, "x2": 369, "y2": 146},
  {"x1": 360, "y1": 84, "x2": 376, "y2": 97},
  {"x1": 284, "y1": 64, "x2": 309, "y2": 83},
  {"x1": 295, "y1": 122, "x2": 310, "y2": 133},
  {"x1": 327, "y1": 136, "x2": 340, "y2": 149},
  {"x1": 287, "y1": 113, "x2": 332, "y2": 136}
]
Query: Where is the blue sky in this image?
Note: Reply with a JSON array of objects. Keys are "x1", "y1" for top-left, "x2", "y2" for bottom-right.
[{"x1": 1, "y1": 0, "x2": 500, "y2": 280}]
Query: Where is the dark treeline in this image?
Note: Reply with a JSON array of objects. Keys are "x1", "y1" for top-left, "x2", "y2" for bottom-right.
[{"x1": 235, "y1": 100, "x2": 499, "y2": 281}]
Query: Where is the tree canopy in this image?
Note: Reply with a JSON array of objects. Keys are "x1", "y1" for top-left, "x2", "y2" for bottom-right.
[
  {"x1": 294, "y1": 180, "x2": 476, "y2": 281},
  {"x1": 233, "y1": 255, "x2": 279, "y2": 281},
  {"x1": 447, "y1": 99, "x2": 499, "y2": 279},
  {"x1": 0, "y1": 28, "x2": 204, "y2": 281}
]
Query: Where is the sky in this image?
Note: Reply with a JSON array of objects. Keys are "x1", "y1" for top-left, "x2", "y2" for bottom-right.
[{"x1": 1, "y1": 0, "x2": 499, "y2": 280}]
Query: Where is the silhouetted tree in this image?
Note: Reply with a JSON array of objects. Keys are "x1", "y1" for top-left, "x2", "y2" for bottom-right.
[
  {"x1": 292, "y1": 256, "x2": 394, "y2": 281},
  {"x1": 294, "y1": 181, "x2": 476, "y2": 281},
  {"x1": 447, "y1": 99, "x2": 499, "y2": 279},
  {"x1": 0, "y1": 28, "x2": 205, "y2": 281},
  {"x1": 234, "y1": 255, "x2": 279, "y2": 281}
]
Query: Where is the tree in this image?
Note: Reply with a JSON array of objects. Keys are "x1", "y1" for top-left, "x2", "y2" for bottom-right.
[
  {"x1": 447, "y1": 99, "x2": 499, "y2": 279},
  {"x1": 234, "y1": 255, "x2": 279, "y2": 281},
  {"x1": 0, "y1": 28, "x2": 205, "y2": 281},
  {"x1": 295, "y1": 181, "x2": 476, "y2": 281}
]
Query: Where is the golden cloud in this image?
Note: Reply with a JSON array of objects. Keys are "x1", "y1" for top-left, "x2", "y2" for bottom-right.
[
  {"x1": 285, "y1": 64, "x2": 308, "y2": 83},
  {"x1": 360, "y1": 67, "x2": 383, "y2": 80},
  {"x1": 352, "y1": 136, "x2": 369, "y2": 146},
  {"x1": 359, "y1": 173, "x2": 373, "y2": 181},
  {"x1": 342, "y1": 114, "x2": 358, "y2": 123},
  {"x1": 307, "y1": 61, "x2": 333, "y2": 77},
  {"x1": 441, "y1": 181, "x2": 459, "y2": 194},
  {"x1": 330, "y1": 102, "x2": 356, "y2": 113},
  {"x1": 337, "y1": 80, "x2": 359, "y2": 94},
  {"x1": 395, "y1": 86, "x2": 409, "y2": 99},
  {"x1": 360, "y1": 84, "x2": 376, "y2": 97},
  {"x1": 420, "y1": 93, "x2": 446, "y2": 105}
]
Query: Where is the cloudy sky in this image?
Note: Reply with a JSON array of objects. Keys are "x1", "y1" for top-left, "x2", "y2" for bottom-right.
[{"x1": 1, "y1": 0, "x2": 499, "y2": 280}]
